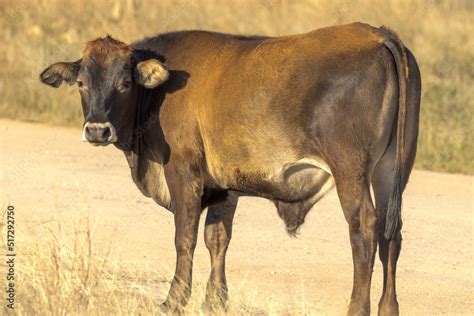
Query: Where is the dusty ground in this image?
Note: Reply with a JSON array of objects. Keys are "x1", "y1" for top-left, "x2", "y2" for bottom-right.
[{"x1": 1, "y1": 119, "x2": 473, "y2": 315}]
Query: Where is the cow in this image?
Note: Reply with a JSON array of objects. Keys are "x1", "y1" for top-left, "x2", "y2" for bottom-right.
[{"x1": 40, "y1": 22, "x2": 421, "y2": 315}]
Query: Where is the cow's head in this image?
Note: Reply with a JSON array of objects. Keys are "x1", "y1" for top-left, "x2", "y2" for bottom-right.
[{"x1": 40, "y1": 36, "x2": 168, "y2": 146}]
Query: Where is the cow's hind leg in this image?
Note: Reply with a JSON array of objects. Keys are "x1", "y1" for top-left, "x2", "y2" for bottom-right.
[
  {"x1": 377, "y1": 233, "x2": 401, "y2": 316},
  {"x1": 203, "y1": 193, "x2": 238, "y2": 312},
  {"x1": 372, "y1": 164, "x2": 399, "y2": 316},
  {"x1": 373, "y1": 122, "x2": 416, "y2": 315},
  {"x1": 372, "y1": 154, "x2": 402, "y2": 316},
  {"x1": 334, "y1": 171, "x2": 378, "y2": 316}
]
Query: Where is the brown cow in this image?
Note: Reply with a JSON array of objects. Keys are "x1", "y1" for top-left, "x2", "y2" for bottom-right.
[{"x1": 40, "y1": 22, "x2": 421, "y2": 315}]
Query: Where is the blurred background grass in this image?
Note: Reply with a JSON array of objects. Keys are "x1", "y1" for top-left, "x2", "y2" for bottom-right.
[{"x1": 0, "y1": 0, "x2": 472, "y2": 174}]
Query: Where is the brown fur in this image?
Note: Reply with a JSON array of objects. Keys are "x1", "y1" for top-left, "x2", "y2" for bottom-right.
[{"x1": 82, "y1": 35, "x2": 132, "y2": 62}]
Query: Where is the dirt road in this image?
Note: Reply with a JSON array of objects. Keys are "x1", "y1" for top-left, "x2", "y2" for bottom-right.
[{"x1": 1, "y1": 119, "x2": 473, "y2": 314}]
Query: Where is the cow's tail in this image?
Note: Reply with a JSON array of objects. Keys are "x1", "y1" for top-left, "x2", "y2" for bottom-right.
[{"x1": 378, "y1": 26, "x2": 409, "y2": 240}]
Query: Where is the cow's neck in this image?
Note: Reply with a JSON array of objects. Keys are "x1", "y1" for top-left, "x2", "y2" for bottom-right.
[{"x1": 116, "y1": 79, "x2": 171, "y2": 209}]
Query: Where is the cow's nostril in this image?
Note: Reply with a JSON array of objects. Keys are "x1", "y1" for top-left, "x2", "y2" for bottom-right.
[
  {"x1": 102, "y1": 127, "x2": 111, "y2": 140},
  {"x1": 85, "y1": 126, "x2": 92, "y2": 135}
]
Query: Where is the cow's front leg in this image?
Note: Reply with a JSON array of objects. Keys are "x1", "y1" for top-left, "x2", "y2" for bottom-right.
[
  {"x1": 203, "y1": 193, "x2": 238, "y2": 312},
  {"x1": 161, "y1": 170, "x2": 202, "y2": 313}
]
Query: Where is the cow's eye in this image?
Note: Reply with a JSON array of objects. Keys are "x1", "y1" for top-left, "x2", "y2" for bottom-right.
[
  {"x1": 122, "y1": 80, "x2": 131, "y2": 90},
  {"x1": 118, "y1": 80, "x2": 131, "y2": 93},
  {"x1": 76, "y1": 80, "x2": 83, "y2": 88}
]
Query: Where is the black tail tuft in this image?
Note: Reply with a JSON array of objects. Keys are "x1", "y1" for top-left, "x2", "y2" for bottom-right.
[{"x1": 384, "y1": 165, "x2": 403, "y2": 239}]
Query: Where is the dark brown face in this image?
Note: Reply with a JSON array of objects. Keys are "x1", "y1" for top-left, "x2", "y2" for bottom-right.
[{"x1": 40, "y1": 36, "x2": 169, "y2": 146}]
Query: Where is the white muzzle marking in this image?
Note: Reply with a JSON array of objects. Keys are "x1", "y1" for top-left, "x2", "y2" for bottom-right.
[{"x1": 82, "y1": 121, "x2": 118, "y2": 143}]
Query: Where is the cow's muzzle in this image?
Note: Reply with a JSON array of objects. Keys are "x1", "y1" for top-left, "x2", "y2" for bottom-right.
[{"x1": 82, "y1": 122, "x2": 117, "y2": 145}]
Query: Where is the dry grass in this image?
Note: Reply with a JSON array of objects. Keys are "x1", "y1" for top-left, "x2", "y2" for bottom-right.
[
  {"x1": 7, "y1": 213, "x2": 166, "y2": 315},
  {"x1": 0, "y1": 0, "x2": 472, "y2": 173},
  {"x1": 3, "y1": 209, "x2": 311, "y2": 315}
]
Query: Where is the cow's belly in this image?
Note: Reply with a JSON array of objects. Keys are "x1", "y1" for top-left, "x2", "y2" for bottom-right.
[{"x1": 226, "y1": 158, "x2": 334, "y2": 203}]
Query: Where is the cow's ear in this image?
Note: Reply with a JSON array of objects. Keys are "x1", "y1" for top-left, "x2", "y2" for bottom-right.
[
  {"x1": 134, "y1": 59, "x2": 169, "y2": 89},
  {"x1": 39, "y1": 59, "x2": 81, "y2": 88}
]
